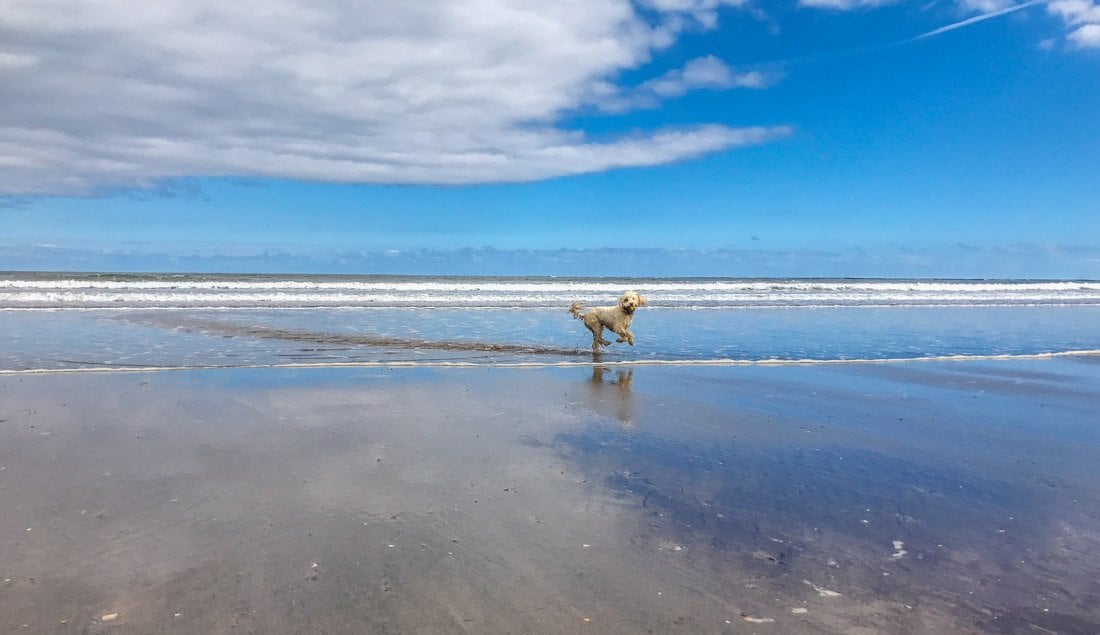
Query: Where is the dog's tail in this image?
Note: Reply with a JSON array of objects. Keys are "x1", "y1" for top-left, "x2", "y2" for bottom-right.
[{"x1": 569, "y1": 302, "x2": 587, "y2": 319}]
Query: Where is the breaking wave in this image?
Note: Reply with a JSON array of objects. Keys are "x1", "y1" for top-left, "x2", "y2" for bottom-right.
[{"x1": 2, "y1": 274, "x2": 1099, "y2": 309}]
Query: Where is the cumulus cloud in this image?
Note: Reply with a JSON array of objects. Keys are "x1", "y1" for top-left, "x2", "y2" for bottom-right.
[
  {"x1": 641, "y1": 55, "x2": 780, "y2": 96},
  {"x1": 1048, "y1": 0, "x2": 1100, "y2": 23},
  {"x1": 1068, "y1": 21, "x2": 1100, "y2": 45},
  {"x1": 594, "y1": 55, "x2": 782, "y2": 111},
  {"x1": 958, "y1": 0, "x2": 1016, "y2": 11},
  {"x1": 0, "y1": 0, "x2": 783, "y2": 196},
  {"x1": 637, "y1": 0, "x2": 747, "y2": 28},
  {"x1": 1048, "y1": 0, "x2": 1100, "y2": 47}
]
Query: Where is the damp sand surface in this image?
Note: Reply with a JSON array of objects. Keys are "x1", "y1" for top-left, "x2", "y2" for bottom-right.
[{"x1": 1, "y1": 359, "x2": 1099, "y2": 633}]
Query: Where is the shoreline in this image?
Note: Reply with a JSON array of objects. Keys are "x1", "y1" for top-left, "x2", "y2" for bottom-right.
[{"x1": 2, "y1": 348, "x2": 1099, "y2": 375}]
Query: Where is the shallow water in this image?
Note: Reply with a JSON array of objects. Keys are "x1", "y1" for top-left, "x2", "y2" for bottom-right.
[{"x1": 2, "y1": 304, "x2": 1099, "y2": 371}]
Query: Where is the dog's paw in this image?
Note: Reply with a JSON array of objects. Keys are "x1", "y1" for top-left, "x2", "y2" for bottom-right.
[{"x1": 616, "y1": 337, "x2": 625, "y2": 343}]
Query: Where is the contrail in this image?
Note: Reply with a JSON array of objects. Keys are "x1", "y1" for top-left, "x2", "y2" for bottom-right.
[
  {"x1": 911, "y1": 0, "x2": 1048, "y2": 41},
  {"x1": 740, "y1": 0, "x2": 1049, "y2": 69}
]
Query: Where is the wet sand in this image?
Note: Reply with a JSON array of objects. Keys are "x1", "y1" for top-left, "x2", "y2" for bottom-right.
[{"x1": 2, "y1": 359, "x2": 1099, "y2": 633}]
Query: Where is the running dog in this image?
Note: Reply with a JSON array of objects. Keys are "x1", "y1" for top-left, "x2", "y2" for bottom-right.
[{"x1": 569, "y1": 291, "x2": 647, "y2": 353}]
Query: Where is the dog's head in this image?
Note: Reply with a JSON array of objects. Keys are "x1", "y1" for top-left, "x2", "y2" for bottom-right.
[{"x1": 619, "y1": 290, "x2": 647, "y2": 314}]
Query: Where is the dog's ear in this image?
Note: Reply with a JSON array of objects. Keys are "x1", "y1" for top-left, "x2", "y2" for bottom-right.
[{"x1": 637, "y1": 294, "x2": 647, "y2": 306}]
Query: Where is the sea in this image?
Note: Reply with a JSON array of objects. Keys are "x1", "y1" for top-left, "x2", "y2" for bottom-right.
[{"x1": 2, "y1": 272, "x2": 1099, "y2": 372}]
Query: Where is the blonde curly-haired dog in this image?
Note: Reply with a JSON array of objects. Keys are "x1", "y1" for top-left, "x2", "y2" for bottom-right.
[{"x1": 569, "y1": 291, "x2": 647, "y2": 353}]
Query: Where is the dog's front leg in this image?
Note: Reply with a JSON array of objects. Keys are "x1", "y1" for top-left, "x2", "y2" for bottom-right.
[
  {"x1": 597, "y1": 328, "x2": 612, "y2": 347},
  {"x1": 613, "y1": 327, "x2": 635, "y2": 346}
]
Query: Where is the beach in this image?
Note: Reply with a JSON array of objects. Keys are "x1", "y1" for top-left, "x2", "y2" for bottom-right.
[
  {"x1": 7, "y1": 0, "x2": 1099, "y2": 630},
  {"x1": 3, "y1": 358, "x2": 1099, "y2": 633}
]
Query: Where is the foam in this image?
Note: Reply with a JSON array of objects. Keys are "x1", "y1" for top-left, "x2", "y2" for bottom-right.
[
  {"x1": 3, "y1": 289, "x2": 1100, "y2": 309},
  {"x1": 3, "y1": 278, "x2": 1099, "y2": 292},
  {"x1": 3, "y1": 276, "x2": 1100, "y2": 310},
  {"x1": 2, "y1": 302, "x2": 1099, "y2": 313}
]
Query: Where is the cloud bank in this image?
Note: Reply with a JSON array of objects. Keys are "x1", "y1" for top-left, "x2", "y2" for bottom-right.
[
  {"x1": 0, "y1": 0, "x2": 789, "y2": 196},
  {"x1": 4, "y1": 242, "x2": 1099, "y2": 278}
]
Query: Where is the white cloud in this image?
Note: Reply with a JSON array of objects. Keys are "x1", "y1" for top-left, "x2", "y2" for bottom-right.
[
  {"x1": 0, "y1": 51, "x2": 36, "y2": 68},
  {"x1": 1067, "y1": 21, "x2": 1100, "y2": 45},
  {"x1": 594, "y1": 55, "x2": 782, "y2": 110},
  {"x1": 952, "y1": 0, "x2": 1100, "y2": 49},
  {"x1": 0, "y1": 0, "x2": 785, "y2": 196},
  {"x1": 958, "y1": 0, "x2": 1015, "y2": 11},
  {"x1": 638, "y1": 0, "x2": 746, "y2": 28},
  {"x1": 1041, "y1": 0, "x2": 1100, "y2": 47},
  {"x1": 798, "y1": 0, "x2": 895, "y2": 10},
  {"x1": 1048, "y1": 0, "x2": 1100, "y2": 48},
  {"x1": 1047, "y1": 0, "x2": 1100, "y2": 23},
  {"x1": 641, "y1": 55, "x2": 779, "y2": 97}
]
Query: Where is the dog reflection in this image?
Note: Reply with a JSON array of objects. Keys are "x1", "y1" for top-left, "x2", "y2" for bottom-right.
[{"x1": 587, "y1": 366, "x2": 635, "y2": 424}]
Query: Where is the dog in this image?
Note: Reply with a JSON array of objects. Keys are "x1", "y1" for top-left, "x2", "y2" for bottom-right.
[{"x1": 569, "y1": 290, "x2": 647, "y2": 353}]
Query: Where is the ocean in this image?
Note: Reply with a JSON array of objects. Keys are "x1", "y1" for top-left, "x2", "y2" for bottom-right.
[{"x1": 2, "y1": 272, "x2": 1099, "y2": 371}]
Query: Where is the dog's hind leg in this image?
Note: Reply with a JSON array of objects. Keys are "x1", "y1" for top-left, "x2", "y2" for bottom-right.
[
  {"x1": 583, "y1": 315, "x2": 611, "y2": 351},
  {"x1": 585, "y1": 323, "x2": 611, "y2": 354},
  {"x1": 590, "y1": 326, "x2": 612, "y2": 352}
]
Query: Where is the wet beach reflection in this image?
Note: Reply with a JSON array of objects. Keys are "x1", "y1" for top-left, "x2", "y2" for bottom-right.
[
  {"x1": 586, "y1": 366, "x2": 635, "y2": 424},
  {"x1": 557, "y1": 363, "x2": 1100, "y2": 632},
  {"x1": 1, "y1": 361, "x2": 1098, "y2": 632}
]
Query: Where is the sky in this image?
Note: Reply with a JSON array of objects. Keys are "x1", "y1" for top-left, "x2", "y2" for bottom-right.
[{"x1": 1, "y1": 0, "x2": 1098, "y2": 277}]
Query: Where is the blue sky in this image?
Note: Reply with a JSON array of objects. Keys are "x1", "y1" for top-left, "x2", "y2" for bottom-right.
[{"x1": 1, "y1": 0, "x2": 1098, "y2": 276}]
